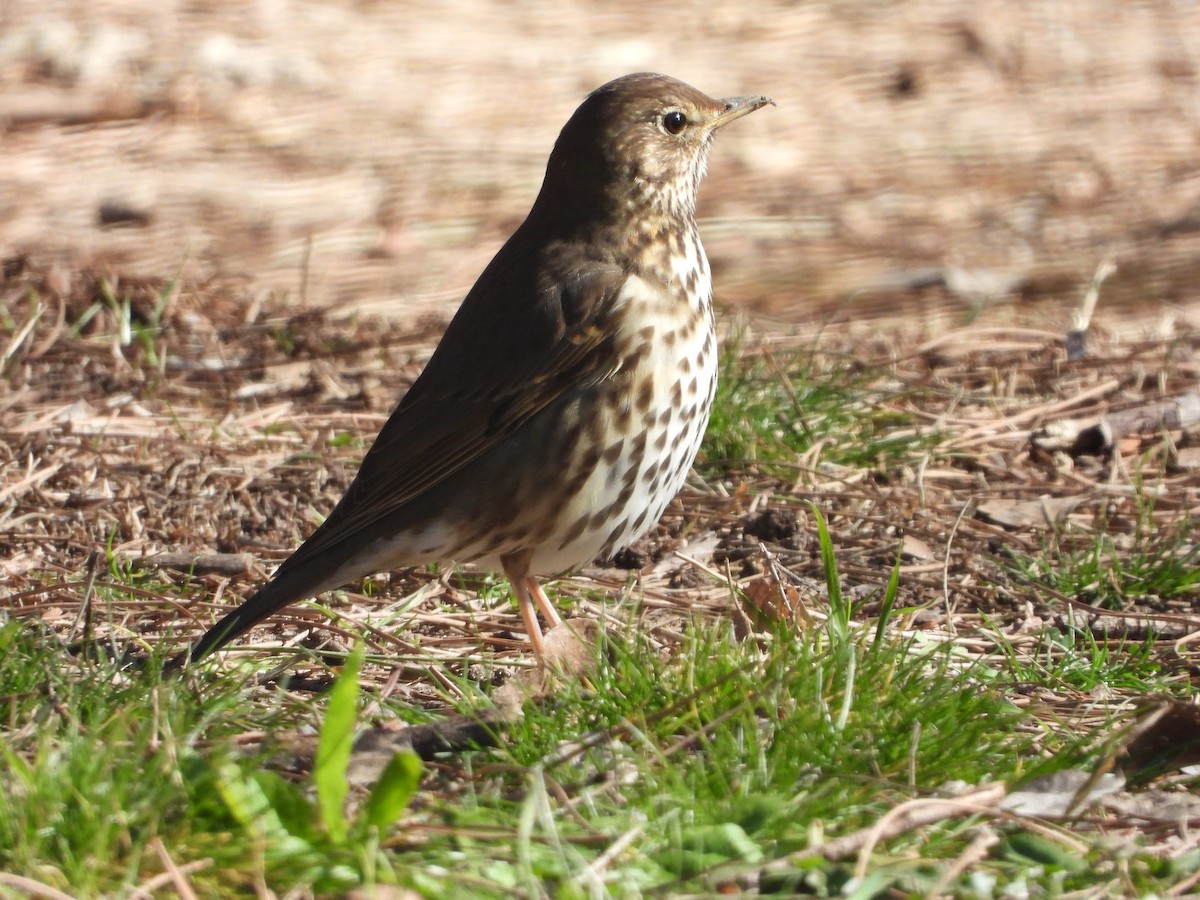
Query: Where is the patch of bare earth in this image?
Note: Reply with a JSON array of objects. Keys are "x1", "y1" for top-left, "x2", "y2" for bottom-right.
[{"x1": 3, "y1": 256, "x2": 1197, "y2": 674}]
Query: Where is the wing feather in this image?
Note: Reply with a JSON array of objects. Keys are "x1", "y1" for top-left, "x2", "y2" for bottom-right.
[{"x1": 268, "y1": 238, "x2": 629, "y2": 575}]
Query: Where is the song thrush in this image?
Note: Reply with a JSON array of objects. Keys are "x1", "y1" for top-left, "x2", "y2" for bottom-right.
[{"x1": 177, "y1": 72, "x2": 771, "y2": 666}]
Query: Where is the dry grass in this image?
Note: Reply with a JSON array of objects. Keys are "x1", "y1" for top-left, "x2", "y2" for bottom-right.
[
  {"x1": 2, "y1": 259, "x2": 1199, "y2": 892},
  {"x1": 2, "y1": 256, "x2": 1196, "y2": 669},
  {"x1": 1, "y1": 0, "x2": 1198, "y2": 333}
]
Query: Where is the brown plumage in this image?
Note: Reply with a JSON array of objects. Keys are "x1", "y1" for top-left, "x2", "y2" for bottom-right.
[{"x1": 176, "y1": 73, "x2": 771, "y2": 666}]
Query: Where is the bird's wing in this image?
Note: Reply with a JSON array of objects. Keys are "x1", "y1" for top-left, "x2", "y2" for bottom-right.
[{"x1": 269, "y1": 243, "x2": 632, "y2": 572}]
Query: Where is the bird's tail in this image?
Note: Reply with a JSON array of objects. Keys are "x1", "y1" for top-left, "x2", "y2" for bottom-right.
[{"x1": 163, "y1": 564, "x2": 333, "y2": 671}]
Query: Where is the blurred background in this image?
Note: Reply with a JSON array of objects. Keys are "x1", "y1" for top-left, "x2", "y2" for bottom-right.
[{"x1": 1, "y1": 0, "x2": 1198, "y2": 338}]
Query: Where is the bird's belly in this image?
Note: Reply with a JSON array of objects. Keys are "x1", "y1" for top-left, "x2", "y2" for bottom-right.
[
  {"x1": 352, "y1": 278, "x2": 717, "y2": 581},
  {"x1": 338, "y1": 334, "x2": 715, "y2": 583},
  {"x1": 516, "y1": 323, "x2": 715, "y2": 575}
]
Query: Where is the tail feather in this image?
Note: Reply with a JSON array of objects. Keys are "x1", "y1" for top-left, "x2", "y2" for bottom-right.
[{"x1": 164, "y1": 563, "x2": 340, "y2": 671}]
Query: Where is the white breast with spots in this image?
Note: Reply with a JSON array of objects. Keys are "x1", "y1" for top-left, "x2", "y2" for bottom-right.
[{"x1": 527, "y1": 265, "x2": 718, "y2": 575}]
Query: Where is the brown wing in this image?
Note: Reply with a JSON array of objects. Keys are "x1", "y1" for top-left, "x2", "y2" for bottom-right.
[{"x1": 269, "y1": 236, "x2": 629, "y2": 575}]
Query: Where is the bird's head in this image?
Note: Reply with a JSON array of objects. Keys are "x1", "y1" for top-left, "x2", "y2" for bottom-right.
[{"x1": 535, "y1": 73, "x2": 773, "y2": 229}]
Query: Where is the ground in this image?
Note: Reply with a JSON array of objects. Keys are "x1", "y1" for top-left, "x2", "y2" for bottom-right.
[{"x1": 2, "y1": 1, "x2": 1200, "y2": 897}]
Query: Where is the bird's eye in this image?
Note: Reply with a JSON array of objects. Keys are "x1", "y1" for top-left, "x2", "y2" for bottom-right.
[{"x1": 662, "y1": 110, "x2": 687, "y2": 135}]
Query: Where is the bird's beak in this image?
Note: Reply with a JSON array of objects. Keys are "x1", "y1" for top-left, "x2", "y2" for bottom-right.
[{"x1": 710, "y1": 94, "x2": 774, "y2": 130}]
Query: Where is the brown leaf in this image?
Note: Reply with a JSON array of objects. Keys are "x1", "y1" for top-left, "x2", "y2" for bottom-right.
[
  {"x1": 975, "y1": 496, "x2": 1084, "y2": 530},
  {"x1": 494, "y1": 618, "x2": 602, "y2": 709},
  {"x1": 733, "y1": 575, "x2": 802, "y2": 641}
]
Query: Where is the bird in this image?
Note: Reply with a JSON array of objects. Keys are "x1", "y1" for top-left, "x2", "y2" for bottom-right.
[{"x1": 174, "y1": 72, "x2": 772, "y2": 667}]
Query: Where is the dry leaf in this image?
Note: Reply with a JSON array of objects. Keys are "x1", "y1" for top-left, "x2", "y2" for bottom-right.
[
  {"x1": 733, "y1": 575, "x2": 802, "y2": 641},
  {"x1": 975, "y1": 496, "x2": 1084, "y2": 530},
  {"x1": 1000, "y1": 769, "x2": 1125, "y2": 817},
  {"x1": 900, "y1": 534, "x2": 934, "y2": 561},
  {"x1": 495, "y1": 618, "x2": 602, "y2": 708}
]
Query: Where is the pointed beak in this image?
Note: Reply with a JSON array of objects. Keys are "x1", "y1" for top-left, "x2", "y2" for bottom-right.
[{"x1": 710, "y1": 94, "x2": 774, "y2": 130}]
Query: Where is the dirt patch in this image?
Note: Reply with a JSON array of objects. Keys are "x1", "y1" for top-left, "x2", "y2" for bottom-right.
[
  {"x1": 3, "y1": 254, "x2": 1197, "y2": 665},
  {"x1": 1, "y1": 2, "x2": 1199, "y2": 664},
  {"x1": 1, "y1": 1, "x2": 1198, "y2": 336}
]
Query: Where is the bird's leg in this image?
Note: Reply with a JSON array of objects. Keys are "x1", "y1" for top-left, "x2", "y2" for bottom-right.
[
  {"x1": 525, "y1": 576, "x2": 563, "y2": 627},
  {"x1": 502, "y1": 552, "x2": 550, "y2": 657},
  {"x1": 511, "y1": 576, "x2": 546, "y2": 657}
]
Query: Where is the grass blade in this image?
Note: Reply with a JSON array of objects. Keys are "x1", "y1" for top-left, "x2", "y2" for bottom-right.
[
  {"x1": 315, "y1": 644, "x2": 365, "y2": 844},
  {"x1": 364, "y1": 751, "x2": 423, "y2": 832}
]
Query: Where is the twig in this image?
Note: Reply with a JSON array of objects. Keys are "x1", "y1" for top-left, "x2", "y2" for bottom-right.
[
  {"x1": 128, "y1": 552, "x2": 255, "y2": 578},
  {"x1": 761, "y1": 783, "x2": 1006, "y2": 870},
  {"x1": 0, "y1": 873, "x2": 77, "y2": 900}
]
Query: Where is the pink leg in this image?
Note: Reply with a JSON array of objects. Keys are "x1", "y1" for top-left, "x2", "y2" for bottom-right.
[
  {"x1": 499, "y1": 549, "x2": 547, "y2": 657},
  {"x1": 502, "y1": 552, "x2": 553, "y2": 656},
  {"x1": 510, "y1": 575, "x2": 547, "y2": 657},
  {"x1": 526, "y1": 576, "x2": 563, "y2": 627}
]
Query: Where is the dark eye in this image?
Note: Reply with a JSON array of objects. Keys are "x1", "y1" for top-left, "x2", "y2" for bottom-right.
[{"x1": 662, "y1": 110, "x2": 687, "y2": 135}]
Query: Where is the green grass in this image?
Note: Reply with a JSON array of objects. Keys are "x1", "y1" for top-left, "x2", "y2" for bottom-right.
[
  {"x1": 701, "y1": 329, "x2": 940, "y2": 476},
  {"x1": 1, "y1": 539, "x2": 1189, "y2": 896},
  {"x1": 0, "y1": 605, "x2": 431, "y2": 895},
  {"x1": 0, "y1": 620, "x2": 237, "y2": 894},
  {"x1": 4, "y1": 311, "x2": 1197, "y2": 896},
  {"x1": 485, "y1": 628, "x2": 1042, "y2": 895},
  {"x1": 988, "y1": 621, "x2": 1177, "y2": 696},
  {"x1": 1005, "y1": 504, "x2": 1199, "y2": 614},
  {"x1": 0, "y1": 531, "x2": 1114, "y2": 899}
]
